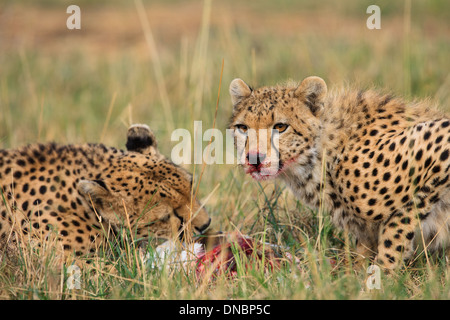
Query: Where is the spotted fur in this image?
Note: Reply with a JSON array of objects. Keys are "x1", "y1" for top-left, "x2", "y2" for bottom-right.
[
  {"x1": 0, "y1": 124, "x2": 211, "y2": 257},
  {"x1": 228, "y1": 76, "x2": 450, "y2": 269}
]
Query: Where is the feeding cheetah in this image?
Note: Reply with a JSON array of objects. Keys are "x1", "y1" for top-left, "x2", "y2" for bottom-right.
[
  {"x1": 0, "y1": 124, "x2": 211, "y2": 258},
  {"x1": 228, "y1": 76, "x2": 450, "y2": 269}
]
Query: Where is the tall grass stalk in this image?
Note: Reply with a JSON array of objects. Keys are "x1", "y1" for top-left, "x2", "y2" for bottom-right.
[{"x1": 134, "y1": 0, "x2": 175, "y2": 133}]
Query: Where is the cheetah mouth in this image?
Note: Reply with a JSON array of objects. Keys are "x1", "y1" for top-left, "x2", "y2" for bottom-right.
[{"x1": 245, "y1": 158, "x2": 296, "y2": 181}]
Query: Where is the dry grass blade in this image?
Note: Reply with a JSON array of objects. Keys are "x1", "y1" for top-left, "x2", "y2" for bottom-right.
[
  {"x1": 100, "y1": 92, "x2": 117, "y2": 143},
  {"x1": 134, "y1": 0, "x2": 175, "y2": 133},
  {"x1": 192, "y1": 58, "x2": 224, "y2": 204}
]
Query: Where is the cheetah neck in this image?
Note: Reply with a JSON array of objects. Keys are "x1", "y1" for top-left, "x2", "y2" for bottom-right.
[
  {"x1": 280, "y1": 138, "x2": 328, "y2": 210},
  {"x1": 279, "y1": 99, "x2": 351, "y2": 210}
]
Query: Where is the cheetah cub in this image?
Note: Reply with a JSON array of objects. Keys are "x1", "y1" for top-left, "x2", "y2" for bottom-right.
[{"x1": 228, "y1": 76, "x2": 450, "y2": 269}]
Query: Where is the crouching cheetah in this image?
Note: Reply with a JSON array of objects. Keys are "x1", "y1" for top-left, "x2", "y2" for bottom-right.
[
  {"x1": 0, "y1": 124, "x2": 211, "y2": 257},
  {"x1": 228, "y1": 76, "x2": 450, "y2": 269}
]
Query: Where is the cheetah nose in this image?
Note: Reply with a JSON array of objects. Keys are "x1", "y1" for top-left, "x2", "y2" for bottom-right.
[
  {"x1": 246, "y1": 152, "x2": 266, "y2": 168},
  {"x1": 196, "y1": 217, "x2": 211, "y2": 234}
]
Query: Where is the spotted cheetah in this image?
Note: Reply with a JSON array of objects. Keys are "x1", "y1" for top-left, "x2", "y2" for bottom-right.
[
  {"x1": 228, "y1": 76, "x2": 450, "y2": 269},
  {"x1": 0, "y1": 124, "x2": 211, "y2": 258}
]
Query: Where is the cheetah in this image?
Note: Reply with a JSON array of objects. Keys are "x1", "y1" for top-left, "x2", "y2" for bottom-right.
[
  {"x1": 228, "y1": 76, "x2": 450, "y2": 269},
  {"x1": 0, "y1": 124, "x2": 211, "y2": 258}
]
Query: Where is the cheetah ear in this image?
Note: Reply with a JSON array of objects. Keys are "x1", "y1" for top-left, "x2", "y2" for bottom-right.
[
  {"x1": 294, "y1": 76, "x2": 327, "y2": 115},
  {"x1": 229, "y1": 78, "x2": 252, "y2": 107},
  {"x1": 77, "y1": 179, "x2": 111, "y2": 204},
  {"x1": 126, "y1": 124, "x2": 158, "y2": 154}
]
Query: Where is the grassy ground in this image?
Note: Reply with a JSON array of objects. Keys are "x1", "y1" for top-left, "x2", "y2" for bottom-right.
[{"x1": 0, "y1": 0, "x2": 449, "y2": 299}]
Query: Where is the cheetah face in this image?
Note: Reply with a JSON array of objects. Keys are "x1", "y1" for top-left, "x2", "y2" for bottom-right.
[
  {"x1": 77, "y1": 124, "x2": 211, "y2": 239},
  {"x1": 228, "y1": 77, "x2": 327, "y2": 181},
  {"x1": 77, "y1": 177, "x2": 210, "y2": 240}
]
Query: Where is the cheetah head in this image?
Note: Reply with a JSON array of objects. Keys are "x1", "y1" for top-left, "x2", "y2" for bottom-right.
[
  {"x1": 77, "y1": 124, "x2": 211, "y2": 240},
  {"x1": 228, "y1": 76, "x2": 327, "y2": 181}
]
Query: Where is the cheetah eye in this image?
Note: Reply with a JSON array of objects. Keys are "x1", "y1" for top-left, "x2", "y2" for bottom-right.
[
  {"x1": 235, "y1": 124, "x2": 248, "y2": 134},
  {"x1": 273, "y1": 123, "x2": 289, "y2": 133}
]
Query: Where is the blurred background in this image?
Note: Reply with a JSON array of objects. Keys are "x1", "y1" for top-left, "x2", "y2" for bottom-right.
[{"x1": 0, "y1": 0, "x2": 449, "y2": 237}]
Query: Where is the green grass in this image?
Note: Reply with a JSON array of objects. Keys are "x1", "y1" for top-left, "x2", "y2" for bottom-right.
[{"x1": 0, "y1": 0, "x2": 449, "y2": 299}]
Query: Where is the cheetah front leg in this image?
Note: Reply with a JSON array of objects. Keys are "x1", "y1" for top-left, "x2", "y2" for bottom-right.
[{"x1": 376, "y1": 209, "x2": 417, "y2": 270}]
